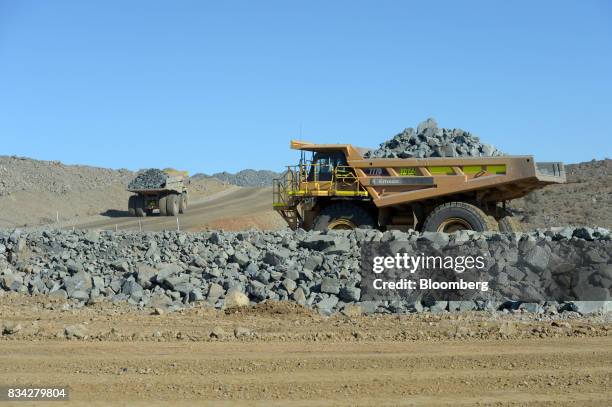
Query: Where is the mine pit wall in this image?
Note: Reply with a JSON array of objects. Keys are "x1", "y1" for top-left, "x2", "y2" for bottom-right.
[{"x1": 0, "y1": 227, "x2": 610, "y2": 315}]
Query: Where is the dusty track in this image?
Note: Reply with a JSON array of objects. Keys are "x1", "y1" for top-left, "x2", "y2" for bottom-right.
[
  {"x1": 72, "y1": 187, "x2": 284, "y2": 232},
  {"x1": 1, "y1": 295, "x2": 611, "y2": 406},
  {"x1": 1, "y1": 338, "x2": 611, "y2": 406}
]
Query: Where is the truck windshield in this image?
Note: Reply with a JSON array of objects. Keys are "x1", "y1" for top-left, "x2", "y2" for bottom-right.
[{"x1": 307, "y1": 152, "x2": 347, "y2": 181}]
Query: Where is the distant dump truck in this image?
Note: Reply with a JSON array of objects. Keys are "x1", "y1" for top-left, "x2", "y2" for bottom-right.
[
  {"x1": 127, "y1": 169, "x2": 188, "y2": 217},
  {"x1": 273, "y1": 140, "x2": 566, "y2": 232}
]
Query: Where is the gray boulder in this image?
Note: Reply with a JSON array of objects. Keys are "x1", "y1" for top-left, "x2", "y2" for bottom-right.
[
  {"x1": 263, "y1": 248, "x2": 291, "y2": 266},
  {"x1": 155, "y1": 264, "x2": 183, "y2": 284},
  {"x1": 207, "y1": 283, "x2": 225, "y2": 303},
  {"x1": 321, "y1": 277, "x2": 340, "y2": 294},
  {"x1": 339, "y1": 286, "x2": 361, "y2": 302},
  {"x1": 64, "y1": 270, "x2": 92, "y2": 300}
]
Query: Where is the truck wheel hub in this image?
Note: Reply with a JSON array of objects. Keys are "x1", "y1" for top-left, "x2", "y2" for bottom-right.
[
  {"x1": 437, "y1": 217, "x2": 472, "y2": 233},
  {"x1": 328, "y1": 218, "x2": 356, "y2": 230}
]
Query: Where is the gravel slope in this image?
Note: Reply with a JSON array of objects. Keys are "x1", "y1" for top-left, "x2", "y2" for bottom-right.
[
  {"x1": 511, "y1": 159, "x2": 611, "y2": 229},
  {"x1": 0, "y1": 156, "x2": 134, "y2": 228},
  {"x1": 193, "y1": 169, "x2": 283, "y2": 188},
  {"x1": 0, "y1": 155, "x2": 133, "y2": 197}
]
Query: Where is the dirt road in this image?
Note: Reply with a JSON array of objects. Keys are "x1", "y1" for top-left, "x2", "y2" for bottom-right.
[
  {"x1": 72, "y1": 187, "x2": 284, "y2": 232},
  {"x1": 1, "y1": 295, "x2": 610, "y2": 406},
  {"x1": 2, "y1": 338, "x2": 611, "y2": 406}
]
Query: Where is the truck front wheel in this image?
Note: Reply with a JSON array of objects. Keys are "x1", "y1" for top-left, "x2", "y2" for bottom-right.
[
  {"x1": 159, "y1": 195, "x2": 168, "y2": 216},
  {"x1": 179, "y1": 193, "x2": 188, "y2": 214},
  {"x1": 128, "y1": 195, "x2": 136, "y2": 216},
  {"x1": 313, "y1": 203, "x2": 375, "y2": 231},
  {"x1": 166, "y1": 194, "x2": 179, "y2": 216},
  {"x1": 422, "y1": 202, "x2": 498, "y2": 233},
  {"x1": 135, "y1": 195, "x2": 147, "y2": 217}
]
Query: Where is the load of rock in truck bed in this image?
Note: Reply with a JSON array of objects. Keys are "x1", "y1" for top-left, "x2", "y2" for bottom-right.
[
  {"x1": 128, "y1": 169, "x2": 169, "y2": 190},
  {"x1": 365, "y1": 118, "x2": 505, "y2": 159}
]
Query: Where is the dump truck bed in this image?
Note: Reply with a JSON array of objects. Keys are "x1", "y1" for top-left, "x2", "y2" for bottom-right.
[
  {"x1": 127, "y1": 176, "x2": 186, "y2": 194},
  {"x1": 348, "y1": 155, "x2": 565, "y2": 207}
]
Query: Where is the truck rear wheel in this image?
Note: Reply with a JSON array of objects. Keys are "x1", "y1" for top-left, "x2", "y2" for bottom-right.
[
  {"x1": 179, "y1": 193, "x2": 188, "y2": 214},
  {"x1": 166, "y1": 194, "x2": 179, "y2": 216},
  {"x1": 128, "y1": 195, "x2": 136, "y2": 216},
  {"x1": 135, "y1": 195, "x2": 147, "y2": 217},
  {"x1": 498, "y1": 215, "x2": 523, "y2": 233},
  {"x1": 313, "y1": 203, "x2": 374, "y2": 231},
  {"x1": 422, "y1": 202, "x2": 498, "y2": 233},
  {"x1": 159, "y1": 195, "x2": 168, "y2": 216}
]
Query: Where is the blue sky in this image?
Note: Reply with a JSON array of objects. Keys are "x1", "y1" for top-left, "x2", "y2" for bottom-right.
[{"x1": 0, "y1": 1, "x2": 610, "y2": 174}]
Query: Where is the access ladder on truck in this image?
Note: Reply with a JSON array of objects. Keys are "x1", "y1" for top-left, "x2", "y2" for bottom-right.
[{"x1": 273, "y1": 169, "x2": 303, "y2": 229}]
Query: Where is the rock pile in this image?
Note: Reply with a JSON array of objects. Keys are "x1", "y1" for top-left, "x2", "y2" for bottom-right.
[
  {"x1": 0, "y1": 155, "x2": 132, "y2": 197},
  {"x1": 0, "y1": 227, "x2": 609, "y2": 315},
  {"x1": 194, "y1": 169, "x2": 282, "y2": 188},
  {"x1": 365, "y1": 118, "x2": 505, "y2": 159},
  {"x1": 128, "y1": 169, "x2": 168, "y2": 190}
]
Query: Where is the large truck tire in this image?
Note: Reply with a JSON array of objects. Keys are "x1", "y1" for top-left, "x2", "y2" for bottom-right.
[
  {"x1": 422, "y1": 202, "x2": 498, "y2": 233},
  {"x1": 135, "y1": 195, "x2": 147, "y2": 217},
  {"x1": 166, "y1": 194, "x2": 179, "y2": 216},
  {"x1": 313, "y1": 203, "x2": 375, "y2": 231},
  {"x1": 179, "y1": 192, "x2": 188, "y2": 214},
  {"x1": 498, "y1": 215, "x2": 523, "y2": 233},
  {"x1": 128, "y1": 195, "x2": 136, "y2": 216},
  {"x1": 159, "y1": 195, "x2": 168, "y2": 216}
]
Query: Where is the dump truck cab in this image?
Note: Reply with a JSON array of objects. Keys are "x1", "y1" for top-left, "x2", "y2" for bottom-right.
[
  {"x1": 273, "y1": 139, "x2": 566, "y2": 232},
  {"x1": 307, "y1": 151, "x2": 346, "y2": 181},
  {"x1": 273, "y1": 141, "x2": 372, "y2": 230}
]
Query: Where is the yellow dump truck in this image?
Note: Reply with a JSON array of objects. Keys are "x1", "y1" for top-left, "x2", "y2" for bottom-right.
[
  {"x1": 127, "y1": 169, "x2": 188, "y2": 217},
  {"x1": 273, "y1": 140, "x2": 566, "y2": 232}
]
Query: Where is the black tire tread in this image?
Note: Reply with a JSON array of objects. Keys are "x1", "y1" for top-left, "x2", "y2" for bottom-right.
[
  {"x1": 135, "y1": 195, "x2": 146, "y2": 217},
  {"x1": 166, "y1": 194, "x2": 179, "y2": 216},
  {"x1": 128, "y1": 195, "x2": 136, "y2": 216},
  {"x1": 422, "y1": 202, "x2": 498, "y2": 232},
  {"x1": 159, "y1": 195, "x2": 168, "y2": 216},
  {"x1": 179, "y1": 192, "x2": 188, "y2": 214},
  {"x1": 312, "y1": 202, "x2": 374, "y2": 231}
]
